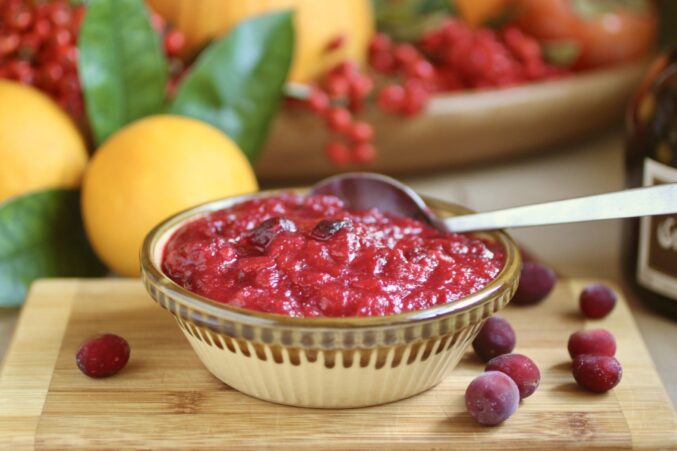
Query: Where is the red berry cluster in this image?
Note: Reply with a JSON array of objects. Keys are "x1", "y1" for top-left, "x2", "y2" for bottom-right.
[
  {"x1": 0, "y1": 0, "x2": 185, "y2": 123},
  {"x1": 301, "y1": 39, "x2": 377, "y2": 166},
  {"x1": 417, "y1": 20, "x2": 566, "y2": 90},
  {"x1": 0, "y1": 0, "x2": 86, "y2": 119},
  {"x1": 296, "y1": 19, "x2": 568, "y2": 168}
]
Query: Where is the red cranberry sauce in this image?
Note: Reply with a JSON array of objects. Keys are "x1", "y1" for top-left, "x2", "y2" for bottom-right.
[{"x1": 162, "y1": 193, "x2": 505, "y2": 317}]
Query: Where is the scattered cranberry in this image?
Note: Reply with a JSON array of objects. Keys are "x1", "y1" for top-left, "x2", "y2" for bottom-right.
[
  {"x1": 249, "y1": 217, "x2": 297, "y2": 251},
  {"x1": 311, "y1": 219, "x2": 352, "y2": 241},
  {"x1": 512, "y1": 261, "x2": 556, "y2": 305},
  {"x1": 579, "y1": 283, "x2": 616, "y2": 319},
  {"x1": 472, "y1": 316, "x2": 516, "y2": 362},
  {"x1": 465, "y1": 371, "x2": 520, "y2": 426},
  {"x1": 567, "y1": 329, "x2": 616, "y2": 359},
  {"x1": 572, "y1": 354, "x2": 622, "y2": 393},
  {"x1": 76, "y1": 334, "x2": 130, "y2": 378},
  {"x1": 485, "y1": 353, "x2": 540, "y2": 399}
]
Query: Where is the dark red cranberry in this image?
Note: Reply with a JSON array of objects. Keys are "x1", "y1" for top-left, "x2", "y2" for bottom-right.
[
  {"x1": 465, "y1": 371, "x2": 520, "y2": 426},
  {"x1": 472, "y1": 316, "x2": 516, "y2": 362},
  {"x1": 567, "y1": 329, "x2": 616, "y2": 359},
  {"x1": 249, "y1": 217, "x2": 297, "y2": 250},
  {"x1": 579, "y1": 283, "x2": 617, "y2": 319},
  {"x1": 311, "y1": 219, "x2": 352, "y2": 241},
  {"x1": 512, "y1": 261, "x2": 556, "y2": 305},
  {"x1": 572, "y1": 354, "x2": 622, "y2": 393},
  {"x1": 347, "y1": 121, "x2": 374, "y2": 143},
  {"x1": 485, "y1": 353, "x2": 540, "y2": 399},
  {"x1": 76, "y1": 334, "x2": 130, "y2": 378}
]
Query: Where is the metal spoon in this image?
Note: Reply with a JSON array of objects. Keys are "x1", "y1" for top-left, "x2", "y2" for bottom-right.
[{"x1": 310, "y1": 172, "x2": 677, "y2": 233}]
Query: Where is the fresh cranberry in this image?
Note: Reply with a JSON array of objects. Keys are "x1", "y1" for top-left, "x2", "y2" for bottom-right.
[
  {"x1": 572, "y1": 354, "x2": 622, "y2": 393},
  {"x1": 325, "y1": 142, "x2": 352, "y2": 166},
  {"x1": 311, "y1": 219, "x2": 353, "y2": 241},
  {"x1": 368, "y1": 33, "x2": 392, "y2": 55},
  {"x1": 347, "y1": 121, "x2": 373, "y2": 143},
  {"x1": 402, "y1": 81, "x2": 428, "y2": 116},
  {"x1": 307, "y1": 88, "x2": 330, "y2": 114},
  {"x1": 325, "y1": 107, "x2": 352, "y2": 132},
  {"x1": 511, "y1": 261, "x2": 556, "y2": 305},
  {"x1": 579, "y1": 283, "x2": 616, "y2": 319},
  {"x1": 249, "y1": 217, "x2": 297, "y2": 251},
  {"x1": 393, "y1": 43, "x2": 420, "y2": 68},
  {"x1": 485, "y1": 353, "x2": 540, "y2": 399},
  {"x1": 352, "y1": 143, "x2": 376, "y2": 164},
  {"x1": 164, "y1": 29, "x2": 185, "y2": 57},
  {"x1": 567, "y1": 329, "x2": 616, "y2": 359},
  {"x1": 377, "y1": 84, "x2": 405, "y2": 114},
  {"x1": 472, "y1": 316, "x2": 516, "y2": 362},
  {"x1": 325, "y1": 74, "x2": 350, "y2": 98},
  {"x1": 465, "y1": 371, "x2": 520, "y2": 426},
  {"x1": 76, "y1": 334, "x2": 130, "y2": 378}
]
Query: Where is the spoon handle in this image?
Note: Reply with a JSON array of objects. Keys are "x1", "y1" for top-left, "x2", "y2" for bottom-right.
[{"x1": 444, "y1": 184, "x2": 677, "y2": 233}]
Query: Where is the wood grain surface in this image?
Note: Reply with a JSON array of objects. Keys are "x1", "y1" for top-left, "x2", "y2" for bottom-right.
[{"x1": 0, "y1": 278, "x2": 675, "y2": 450}]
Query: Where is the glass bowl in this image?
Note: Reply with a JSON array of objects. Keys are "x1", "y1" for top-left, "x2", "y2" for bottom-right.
[{"x1": 140, "y1": 190, "x2": 521, "y2": 408}]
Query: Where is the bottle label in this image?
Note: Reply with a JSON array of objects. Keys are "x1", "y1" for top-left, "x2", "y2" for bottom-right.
[{"x1": 637, "y1": 158, "x2": 677, "y2": 300}]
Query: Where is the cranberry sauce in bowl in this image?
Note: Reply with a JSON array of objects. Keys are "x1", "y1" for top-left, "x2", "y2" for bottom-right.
[{"x1": 161, "y1": 193, "x2": 505, "y2": 318}]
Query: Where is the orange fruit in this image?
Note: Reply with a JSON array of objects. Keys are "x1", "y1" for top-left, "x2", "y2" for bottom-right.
[
  {"x1": 81, "y1": 115, "x2": 258, "y2": 276},
  {"x1": 0, "y1": 80, "x2": 87, "y2": 203}
]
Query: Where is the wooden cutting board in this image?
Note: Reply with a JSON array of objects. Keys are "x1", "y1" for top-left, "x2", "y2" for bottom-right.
[{"x1": 0, "y1": 279, "x2": 675, "y2": 450}]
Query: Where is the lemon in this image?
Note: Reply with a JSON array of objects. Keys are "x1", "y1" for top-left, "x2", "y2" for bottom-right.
[
  {"x1": 0, "y1": 80, "x2": 87, "y2": 203},
  {"x1": 81, "y1": 115, "x2": 258, "y2": 276}
]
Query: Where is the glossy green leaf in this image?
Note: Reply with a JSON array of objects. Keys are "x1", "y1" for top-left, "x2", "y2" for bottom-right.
[
  {"x1": 79, "y1": 0, "x2": 167, "y2": 145},
  {"x1": 0, "y1": 190, "x2": 106, "y2": 307},
  {"x1": 170, "y1": 11, "x2": 294, "y2": 161}
]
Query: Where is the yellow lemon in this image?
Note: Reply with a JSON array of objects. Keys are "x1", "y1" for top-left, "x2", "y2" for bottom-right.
[
  {"x1": 0, "y1": 80, "x2": 87, "y2": 202},
  {"x1": 81, "y1": 115, "x2": 258, "y2": 276}
]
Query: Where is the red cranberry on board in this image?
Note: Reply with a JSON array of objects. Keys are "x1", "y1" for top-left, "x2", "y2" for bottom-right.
[
  {"x1": 76, "y1": 334, "x2": 130, "y2": 378},
  {"x1": 579, "y1": 283, "x2": 617, "y2": 318},
  {"x1": 465, "y1": 371, "x2": 520, "y2": 426},
  {"x1": 472, "y1": 316, "x2": 516, "y2": 362},
  {"x1": 572, "y1": 354, "x2": 622, "y2": 393},
  {"x1": 512, "y1": 261, "x2": 556, "y2": 305},
  {"x1": 567, "y1": 329, "x2": 616, "y2": 359},
  {"x1": 485, "y1": 353, "x2": 541, "y2": 399}
]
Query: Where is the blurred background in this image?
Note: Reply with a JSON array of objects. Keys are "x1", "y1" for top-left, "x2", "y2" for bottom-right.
[{"x1": 0, "y1": 0, "x2": 675, "y2": 401}]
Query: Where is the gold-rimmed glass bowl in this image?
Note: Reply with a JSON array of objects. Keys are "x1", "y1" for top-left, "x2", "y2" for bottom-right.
[{"x1": 140, "y1": 190, "x2": 521, "y2": 408}]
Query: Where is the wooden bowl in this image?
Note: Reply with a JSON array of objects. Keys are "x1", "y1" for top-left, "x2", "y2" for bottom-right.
[{"x1": 255, "y1": 60, "x2": 647, "y2": 182}]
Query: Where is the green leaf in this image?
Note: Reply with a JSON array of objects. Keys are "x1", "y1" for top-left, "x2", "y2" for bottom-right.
[
  {"x1": 0, "y1": 190, "x2": 106, "y2": 307},
  {"x1": 170, "y1": 11, "x2": 294, "y2": 161},
  {"x1": 78, "y1": 0, "x2": 167, "y2": 145},
  {"x1": 543, "y1": 40, "x2": 582, "y2": 67}
]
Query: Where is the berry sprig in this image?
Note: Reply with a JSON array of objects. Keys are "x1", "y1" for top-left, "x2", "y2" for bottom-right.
[
  {"x1": 0, "y1": 0, "x2": 185, "y2": 123},
  {"x1": 290, "y1": 18, "x2": 567, "y2": 168}
]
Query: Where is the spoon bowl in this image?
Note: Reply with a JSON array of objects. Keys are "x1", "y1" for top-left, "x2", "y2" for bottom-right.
[{"x1": 311, "y1": 172, "x2": 677, "y2": 233}]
